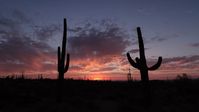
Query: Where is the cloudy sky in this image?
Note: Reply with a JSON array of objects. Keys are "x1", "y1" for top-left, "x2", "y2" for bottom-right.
[{"x1": 0, "y1": 0, "x2": 199, "y2": 80}]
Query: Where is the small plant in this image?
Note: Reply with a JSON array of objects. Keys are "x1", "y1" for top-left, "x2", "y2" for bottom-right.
[
  {"x1": 127, "y1": 27, "x2": 162, "y2": 83},
  {"x1": 127, "y1": 68, "x2": 132, "y2": 81},
  {"x1": 38, "y1": 74, "x2": 43, "y2": 80},
  {"x1": 176, "y1": 73, "x2": 190, "y2": 80}
]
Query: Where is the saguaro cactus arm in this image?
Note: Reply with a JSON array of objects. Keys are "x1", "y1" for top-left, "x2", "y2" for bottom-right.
[
  {"x1": 57, "y1": 46, "x2": 61, "y2": 71},
  {"x1": 64, "y1": 53, "x2": 70, "y2": 72},
  {"x1": 127, "y1": 53, "x2": 140, "y2": 69},
  {"x1": 148, "y1": 57, "x2": 162, "y2": 70}
]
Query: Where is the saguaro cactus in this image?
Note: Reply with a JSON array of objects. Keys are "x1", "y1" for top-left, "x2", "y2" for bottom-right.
[
  {"x1": 127, "y1": 27, "x2": 162, "y2": 83},
  {"x1": 57, "y1": 18, "x2": 70, "y2": 80}
]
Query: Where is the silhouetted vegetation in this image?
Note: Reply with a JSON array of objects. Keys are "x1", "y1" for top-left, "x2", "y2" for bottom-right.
[
  {"x1": 37, "y1": 74, "x2": 43, "y2": 80},
  {"x1": 127, "y1": 68, "x2": 132, "y2": 81},
  {"x1": 0, "y1": 78, "x2": 199, "y2": 112},
  {"x1": 176, "y1": 73, "x2": 191, "y2": 80},
  {"x1": 56, "y1": 18, "x2": 70, "y2": 102},
  {"x1": 126, "y1": 27, "x2": 163, "y2": 108},
  {"x1": 127, "y1": 27, "x2": 162, "y2": 83},
  {"x1": 57, "y1": 18, "x2": 70, "y2": 81}
]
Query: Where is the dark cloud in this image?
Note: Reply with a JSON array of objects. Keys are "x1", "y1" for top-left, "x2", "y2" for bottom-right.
[
  {"x1": 0, "y1": 11, "x2": 56, "y2": 73},
  {"x1": 189, "y1": 42, "x2": 199, "y2": 47},
  {"x1": 155, "y1": 55, "x2": 199, "y2": 70},
  {"x1": 162, "y1": 55, "x2": 199, "y2": 64},
  {"x1": 128, "y1": 48, "x2": 149, "y2": 54},
  {"x1": 129, "y1": 49, "x2": 139, "y2": 53},
  {"x1": 68, "y1": 20, "x2": 130, "y2": 60},
  {"x1": 151, "y1": 36, "x2": 167, "y2": 42},
  {"x1": 148, "y1": 33, "x2": 179, "y2": 43},
  {"x1": 0, "y1": 10, "x2": 31, "y2": 33},
  {"x1": 33, "y1": 24, "x2": 61, "y2": 41},
  {"x1": 68, "y1": 27, "x2": 83, "y2": 33}
]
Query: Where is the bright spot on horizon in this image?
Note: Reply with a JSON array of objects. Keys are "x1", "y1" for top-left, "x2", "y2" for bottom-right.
[{"x1": 88, "y1": 74, "x2": 108, "y2": 81}]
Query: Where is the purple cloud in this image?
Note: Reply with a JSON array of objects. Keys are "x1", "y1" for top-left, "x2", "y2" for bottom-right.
[
  {"x1": 189, "y1": 42, "x2": 199, "y2": 47},
  {"x1": 0, "y1": 11, "x2": 56, "y2": 73},
  {"x1": 68, "y1": 20, "x2": 131, "y2": 60}
]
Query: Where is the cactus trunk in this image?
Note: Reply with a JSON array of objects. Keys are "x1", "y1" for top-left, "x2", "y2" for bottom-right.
[
  {"x1": 140, "y1": 69, "x2": 148, "y2": 82},
  {"x1": 57, "y1": 18, "x2": 70, "y2": 80},
  {"x1": 137, "y1": 27, "x2": 146, "y2": 62}
]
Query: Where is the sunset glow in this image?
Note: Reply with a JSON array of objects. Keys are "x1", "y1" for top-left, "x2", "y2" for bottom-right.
[
  {"x1": 90, "y1": 75, "x2": 105, "y2": 81},
  {"x1": 0, "y1": 0, "x2": 199, "y2": 80}
]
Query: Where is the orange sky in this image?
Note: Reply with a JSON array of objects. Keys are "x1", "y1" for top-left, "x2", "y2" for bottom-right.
[{"x1": 1, "y1": 54, "x2": 198, "y2": 81}]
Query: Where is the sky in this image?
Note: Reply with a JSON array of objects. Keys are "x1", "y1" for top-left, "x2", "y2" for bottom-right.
[{"x1": 0, "y1": 0, "x2": 199, "y2": 80}]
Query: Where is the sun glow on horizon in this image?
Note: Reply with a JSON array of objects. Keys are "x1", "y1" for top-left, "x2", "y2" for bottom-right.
[
  {"x1": 88, "y1": 74, "x2": 109, "y2": 81},
  {"x1": 92, "y1": 77, "x2": 103, "y2": 80}
]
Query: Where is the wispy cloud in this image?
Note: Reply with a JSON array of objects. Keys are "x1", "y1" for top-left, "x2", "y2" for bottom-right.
[
  {"x1": 68, "y1": 20, "x2": 130, "y2": 60},
  {"x1": 33, "y1": 24, "x2": 61, "y2": 41},
  {"x1": 189, "y1": 42, "x2": 199, "y2": 47},
  {"x1": 0, "y1": 11, "x2": 56, "y2": 73},
  {"x1": 159, "y1": 55, "x2": 199, "y2": 70},
  {"x1": 150, "y1": 36, "x2": 167, "y2": 42}
]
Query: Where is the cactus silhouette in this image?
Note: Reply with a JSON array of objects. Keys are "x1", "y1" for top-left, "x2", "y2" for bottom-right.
[
  {"x1": 56, "y1": 18, "x2": 70, "y2": 102},
  {"x1": 127, "y1": 27, "x2": 162, "y2": 83},
  {"x1": 57, "y1": 18, "x2": 70, "y2": 80}
]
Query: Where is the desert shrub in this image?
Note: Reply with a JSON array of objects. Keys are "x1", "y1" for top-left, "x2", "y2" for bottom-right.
[{"x1": 176, "y1": 73, "x2": 191, "y2": 81}]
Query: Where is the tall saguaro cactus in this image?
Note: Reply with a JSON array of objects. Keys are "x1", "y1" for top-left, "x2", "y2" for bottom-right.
[
  {"x1": 127, "y1": 27, "x2": 162, "y2": 83},
  {"x1": 57, "y1": 18, "x2": 70, "y2": 80}
]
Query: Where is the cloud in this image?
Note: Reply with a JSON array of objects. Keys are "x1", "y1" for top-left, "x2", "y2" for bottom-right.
[
  {"x1": 128, "y1": 48, "x2": 149, "y2": 54},
  {"x1": 189, "y1": 42, "x2": 199, "y2": 47},
  {"x1": 89, "y1": 66, "x2": 117, "y2": 73},
  {"x1": 0, "y1": 10, "x2": 31, "y2": 33},
  {"x1": 139, "y1": 55, "x2": 199, "y2": 72},
  {"x1": 0, "y1": 11, "x2": 56, "y2": 73},
  {"x1": 124, "y1": 55, "x2": 199, "y2": 74},
  {"x1": 0, "y1": 14, "x2": 132, "y2": 77},
  {"x1": 147, "y1": 33, "x2": 179, "y2": 44},
  {"x1": 162, "y1": 55, "x2": 199, "y2": 64},
  {"x1": 69, "y1": 65, "x2": 84, "y2": 71},
  {"x1": 137, "y1": 8, "x2": 152, "y2": 16},
  {"x1": 1, "y1": 11, "x2": 198, "y2": 80},
  {"x1": 151, "y1": 36, "x2": 167, "y2": 42},
  {"x1": 33, "y1": 24, "x2": 61, "y2": 41},
  {"x1": 68, "y1": 20, "x2": 130, "y2": 60},
  {"x1": 66, "y1": 21, "x2": 134, "y2": 76},
  {"x1": 129, "y1": 49, "x2": 139, "y2": 53},
  {"x1": 156, "y1": 55, "x2": 199, "y2": 70}
]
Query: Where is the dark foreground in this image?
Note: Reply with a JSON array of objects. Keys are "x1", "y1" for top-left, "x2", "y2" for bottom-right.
[{"x1": 0, "y1": 78, "x2": 199, "y2": 112}]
